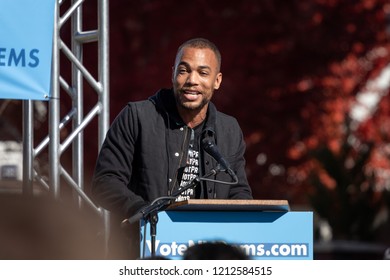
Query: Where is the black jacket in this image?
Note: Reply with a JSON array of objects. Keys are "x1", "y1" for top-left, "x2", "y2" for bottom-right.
[{"x1": 92, "y1": 88, "x2": 253, "y2": 220}]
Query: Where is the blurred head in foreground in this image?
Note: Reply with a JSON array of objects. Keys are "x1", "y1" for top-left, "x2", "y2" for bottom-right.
[
  {"x1": 183, "y1": 241, "x2": 250, "y2": 260},
  {"x1": 0, "y1": 193, "x2": 104, "y2": 259}
]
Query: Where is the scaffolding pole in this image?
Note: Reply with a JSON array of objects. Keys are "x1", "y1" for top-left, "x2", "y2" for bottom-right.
[{"x1": 22, "y1": 0, "x2": 110, "y2": 257}]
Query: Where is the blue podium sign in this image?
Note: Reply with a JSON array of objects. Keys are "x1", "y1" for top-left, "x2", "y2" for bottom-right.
[
  {"x1": 0, "y1": 0, "x2": 55, "y2": 100},
  {"x1": 140, "y1": 200, "x2": 313, "y2": 260}
]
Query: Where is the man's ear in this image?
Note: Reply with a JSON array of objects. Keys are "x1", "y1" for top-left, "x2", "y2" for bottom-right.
[
  {"x1": 214, "y1": 72, "x2": 222, "y2": 90},
  {"x1": 171, "y1": 66, "x2": 175, "y2": 83}
]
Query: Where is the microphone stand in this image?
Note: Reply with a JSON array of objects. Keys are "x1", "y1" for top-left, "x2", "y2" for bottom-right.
[{"x1": 122, "y1": 169, "x2": 221, "y2": 258}]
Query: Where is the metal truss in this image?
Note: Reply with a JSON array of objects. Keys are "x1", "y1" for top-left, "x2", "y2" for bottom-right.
[{"x1": 22, "y1": 0, "x2": 110, "y2": 256}]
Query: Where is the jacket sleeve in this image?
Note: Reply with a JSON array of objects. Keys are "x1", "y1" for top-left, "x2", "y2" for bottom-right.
[
  {"x1": 212, "y1": 115, "x2": 253, "y2": 199},
  {"x1": 91, "y1": 105, "x2": 147, "y2": 218},
  {"x1": 227, "y1": 126, "x2": 253, "y2": 199}
]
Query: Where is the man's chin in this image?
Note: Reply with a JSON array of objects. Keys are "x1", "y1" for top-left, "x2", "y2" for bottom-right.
[
  {"x1": 175, "y1": 94, "x2": 208, "y2": 111},
  {"x1": 180, "y1": 102, "x2": 202, "y2": 111}
]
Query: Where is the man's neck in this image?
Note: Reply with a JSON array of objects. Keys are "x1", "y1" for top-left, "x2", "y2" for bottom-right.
[{"x1": 178, "y1": 106, "x2": 208, "y2": 128}]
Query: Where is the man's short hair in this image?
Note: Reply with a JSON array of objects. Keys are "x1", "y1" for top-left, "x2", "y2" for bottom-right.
[{"x1": 176, "y1": 38, "x2": 222, "y2": 71}]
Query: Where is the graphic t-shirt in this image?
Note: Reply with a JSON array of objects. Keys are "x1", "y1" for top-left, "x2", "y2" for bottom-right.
[{"x1": 175, "y1": 127, "x2": 201, "y2": 202}]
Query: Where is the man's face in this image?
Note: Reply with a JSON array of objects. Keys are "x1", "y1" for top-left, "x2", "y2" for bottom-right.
[{"x1": 172, "y1": 47, "x2": 222, "y2": 112}]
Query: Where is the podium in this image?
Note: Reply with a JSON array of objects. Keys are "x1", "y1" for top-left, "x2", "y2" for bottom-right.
[{"x1": 139, "y1": 199, "x2": 313, "y2": 260}]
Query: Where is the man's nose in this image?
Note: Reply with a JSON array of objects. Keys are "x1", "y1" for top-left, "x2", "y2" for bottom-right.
[{"x1": 186, "y1": 71, "x2": 199, "y2": 85}]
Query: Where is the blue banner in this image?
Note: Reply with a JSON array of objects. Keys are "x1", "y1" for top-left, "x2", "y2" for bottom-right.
[
  {"x1": 141, "y1": 211, "x2": 313, "y2": 260},
  {"x1": 0, "y1": 0, "x2": 55, "y2": 100}
]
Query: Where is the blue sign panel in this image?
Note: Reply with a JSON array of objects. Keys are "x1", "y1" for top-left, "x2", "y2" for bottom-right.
[
  {"x1": 140, "y1": 211, "x2": 313, "y2": 260},
  {"x1": 0, "y1": 0, "x2": 55, "y2": 100}
]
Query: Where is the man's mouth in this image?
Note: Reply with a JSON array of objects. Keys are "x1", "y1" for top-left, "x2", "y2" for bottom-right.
[
  {"x1": 182, "y1": 90, "x2": 200, "y2": 101},
  {"x1": 183, "y1": 89, "x2": 199, "y2": 94}
]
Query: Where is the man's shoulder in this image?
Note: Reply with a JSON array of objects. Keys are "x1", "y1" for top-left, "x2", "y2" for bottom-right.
[
  {"x1": 125, "y1": 98, "x2": 153, "y2": 107},
  {"x1": 124, "y1": 98, "x2": 157, "y2": 114},
  {"x1": 216, "y1": 110, "x2": 236, "y2": 119},
  {"x1": 111, "y1": 99, "x2": 157, "y2": 125},
  {"x1": 215, "y1": 110, "x2": 239, "y2": 126},
  {"x1": 124, "y1": 88, "x2": 172, "y2": 110}
]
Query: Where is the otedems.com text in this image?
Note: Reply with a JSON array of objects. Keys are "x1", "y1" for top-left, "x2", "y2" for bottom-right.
[{"x1": 142, "y1": 240, "x2": 309, "y2": 259}]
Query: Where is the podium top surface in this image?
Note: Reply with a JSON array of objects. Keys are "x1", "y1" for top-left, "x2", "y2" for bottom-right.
[{"x1": 167, "y1": 199, "x2": 290, "y2": 212}]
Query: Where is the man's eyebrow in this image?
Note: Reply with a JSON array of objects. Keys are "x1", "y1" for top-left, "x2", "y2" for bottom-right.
[
  {"x1": 178, "y1": 61, "x2": 190, "y2": 67},
  {"x1": 177, "y1": 62, "x2": 211, "y2": 70},
  {"x1": 198, "y1": 65, "x2": 211, "y2": 70}
]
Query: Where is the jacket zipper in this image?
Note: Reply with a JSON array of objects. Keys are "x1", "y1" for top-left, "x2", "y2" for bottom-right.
[{"x1": 168, "y1": 126, "x2": 190, "y2": 195}]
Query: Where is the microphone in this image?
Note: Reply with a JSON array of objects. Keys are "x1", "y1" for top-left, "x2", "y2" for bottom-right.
[{"x1": 202, "y1": 139, "x2": 238, "y2": 181}]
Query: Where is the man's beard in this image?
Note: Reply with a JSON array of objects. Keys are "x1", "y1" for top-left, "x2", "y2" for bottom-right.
[{"x1": 175, "y1": 94, "x2": 210, "y2": 111}]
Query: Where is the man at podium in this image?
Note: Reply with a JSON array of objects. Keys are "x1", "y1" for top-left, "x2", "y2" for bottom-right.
[{"x1": 91, "y1": 38, "x2": 253, "y2": 259}]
